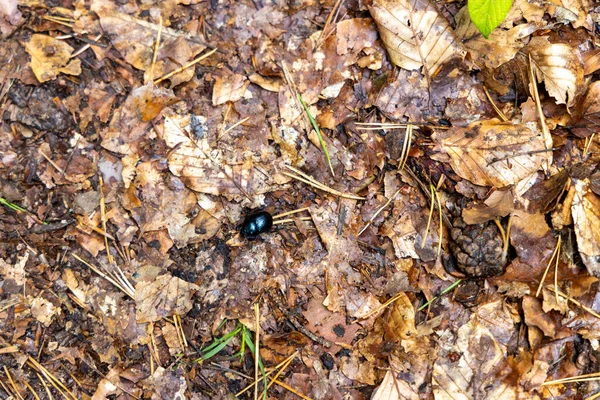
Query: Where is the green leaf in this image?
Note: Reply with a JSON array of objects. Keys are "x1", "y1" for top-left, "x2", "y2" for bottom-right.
[{"x1": 468, "y1": 0, "x2": 513, "y2": 38}]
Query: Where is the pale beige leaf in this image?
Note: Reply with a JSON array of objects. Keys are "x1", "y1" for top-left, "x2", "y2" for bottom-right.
[
  {"x1": 434, "y1": 120, "x2": 548, "y2": 188},
  {"x1": 162, "y1": 114, "x2": 275, "y2": 201},
  {"x1": 368, "y1": 0, "x2": 466, "y2": 78},
  {"x1": 527, "y1": 36, "x2": 584, "y2": 109},
  {"x1": 571, "y1": 178, "x2": 600, "y2": 277},
  {"x1": 135, "y1": 274, "x2": 200, "y2": 323}
]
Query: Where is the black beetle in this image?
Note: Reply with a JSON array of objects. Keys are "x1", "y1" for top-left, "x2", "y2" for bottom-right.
[{"x1": 240, "y1": 211, "x2": 273, "y2": 238}]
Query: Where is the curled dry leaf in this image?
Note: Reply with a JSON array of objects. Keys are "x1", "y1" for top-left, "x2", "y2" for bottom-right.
[
  {"x1": 135, "y1": 274, "x2": 200, "y2": 323},
  {"x1": 433, "y1": 120, "x2": 548, "y2": 188},
  {"x1": 25, "y1": 34, "x2": 82, "y2": 83},
  {"x1": 526, "y1": 36, "x2": 584, "y2": 110},
  {"x1": 367, "y1": 0, "x2": 466, "y2": 78},
  {"x1": 571, "y1": 178, "x2": 600, "y2": 277}
]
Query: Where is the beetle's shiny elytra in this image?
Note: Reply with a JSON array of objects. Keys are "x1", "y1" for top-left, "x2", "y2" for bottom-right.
[{"x1": 240, "y1": 211, "x2": 273, "y2": 238}]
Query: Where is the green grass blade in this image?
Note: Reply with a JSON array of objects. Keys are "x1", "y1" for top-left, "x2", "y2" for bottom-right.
[
  {"x1": 418, "y1": 279, "x2": 462, "y2": 311},
  {"x1": 297, "y1": 94, "x2": 335, "y2": 177}
]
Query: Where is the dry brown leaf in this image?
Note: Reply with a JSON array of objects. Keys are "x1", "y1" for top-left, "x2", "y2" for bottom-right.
[
  {"x1": 433, "y1": 120, "x2": 548, "y2": 188},
  {"x1": 367, "y1": 0, "x2": 466, "y2": 78},
  {"x1": 433, "y1": 315, "x2": 513, "y2": 399},
  {"x1": 135, "y1": 274, "x2": 200, "y2": 323},
  {"x1": 454, "y1": 7, "x2": 537, "y2": 69},
  {"x1": 96, "y1": 8, "x2": 205, "y2": 72},
  {"x1": 25, "y1": 34, "x2": 82, "y2": 83},
  {"x1": 526, "y1": 36, "x2": 584, "y2": 110},
  {"x1": 523, "y1": 295, "x2": 556, "y2": 337},
  {"x1": 571, "y1": 178, "x2": 600, "y2": 277},
  {"x1": 163, "y1": 114, "x2": 275, "y2": 202},
  {"x1": 462, "y1": 188, "x2": 514, "y2": 224},
  {"x1": 212, "y1": 74, "x2": 251, "y2": 105},
  {"x1": 101, "y1": 83, "x2": 179, "y2": 154}
]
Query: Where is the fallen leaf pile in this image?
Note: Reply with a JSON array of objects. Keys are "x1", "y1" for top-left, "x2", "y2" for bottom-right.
[{"x1": 1, "y1": 0, "x2": 600, "y2": 399}]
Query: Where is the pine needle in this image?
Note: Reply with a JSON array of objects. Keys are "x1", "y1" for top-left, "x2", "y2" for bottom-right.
[{"x1": 297, "y1": 94, "x2": 335, "y2": 176}]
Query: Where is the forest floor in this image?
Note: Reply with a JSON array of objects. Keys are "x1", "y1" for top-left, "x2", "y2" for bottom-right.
[{"x1": 1, "y1": 0, "x2": 600, "y2": 399}]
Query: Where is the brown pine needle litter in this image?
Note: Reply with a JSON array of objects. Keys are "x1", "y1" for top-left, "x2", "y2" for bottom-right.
[{"x1": 536, "y1": 235, "x2": 561, "y2": 297}]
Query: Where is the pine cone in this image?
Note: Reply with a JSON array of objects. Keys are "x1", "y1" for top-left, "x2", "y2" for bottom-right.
[{"x1": 449, "y1": 217, "x2": 506, "y2": 278}]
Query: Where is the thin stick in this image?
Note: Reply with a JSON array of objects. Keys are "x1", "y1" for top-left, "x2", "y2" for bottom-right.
[
  {"x1": 536, "y1": 236, "x2": 561, "y2": 297},
  {"x1": 71, "y1": 33, "x2": 103, "y2": 58},
  {"x1": 528, "y1": 54, "x2": 552, "y2": 170},
  {"x1": 272, "y1": 207, "x2": 310, "y2": 219},
  {"x1": 98, "y1": 176, "x2": 113, "y2": 266},
  {"x1": 36, "y1": 372, "x2": 54, "y2": 400},
  {"x1": 421, "y1": 184, "x2": 436, "y2": 248},
  {"x1": 483, "y1": 86, "x2": 508, "y2": 122},
  {"x1": 149, "y1": 16, "x2": 163, "y2": 82},
  {"x1": 253, "y1": 303, "x2": 260, "y2": 400},
  {"x1": 38, "y1": 149, "x2": 65, "y2": 175},
  {"x1": 222, "y1": 116, "x2": 250, "y2": 137},
  {"x1": 435, "y1": 188, "x2": 443, "y2": 257},
  {"x1": 3, "y1": 366, "x2": 24, "y2": 400},
  {"x1": 28, "y1": 357, "x2": 77, "y2": 400},
  {"x1": 154, "y1": 48, "x2": 217, "y2": 84},
  {"x1": 542, "y1": 371, "x2": 600, "y2": 385},
  {"x1": 297, "y1": 94, "x2": 335, "y2": 176},
  {"x1": 75, "y1": 215, "x2": 116, "y2": 240},
  {"x1": 399, "y1": 124, "x2": 413, "y2": 170},
  {"x1": 352, "y1": 291, "x2": 404, "y2": 322},
  {"x1": 273, "y1": 217, "x2": 311, "y2": 225},
  {"x1": 283, "y1": 165, "x2": 364, "y2": 200},
  {"x1": 236, "y1": 351, "x2": 299, "y2": 397},
  {"x1": 271, "y1": 379, "x2": 313, "y2": 400},
  {"x1": 358, "y1": 188, "x2": 401, "y2": 236},
  {"x1": 418, "y1": 279, "x2": 462, "y2": 311},
  {"x1": 546, "y1": 286, "x2": 600, "y2": 319},
  {"x1": 22, "y1": 378, "x2": 41, "y2": 400},
  {"x1": 71, "y1": 254, "x2": 134, "y2": 299}
]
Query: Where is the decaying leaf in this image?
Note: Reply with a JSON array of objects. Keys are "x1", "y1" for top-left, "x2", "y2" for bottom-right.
[
  {"x1": 455, "y1": 6, "x2": 537, "y2": 69},
  {"x1": 95, "y1": 8, "x2": 205, "y2": 72},
  {"x1": 25, "y1": 34, "x2": 82, "y2": 82},
  {"x1": 135, "y1": 274, "x2": 200, "y2": 323},
  {"x1": 367, "y1": 0, "x2": 466, "y2": 78},
  {"x1": 571, "y1": 178, "x2": 600, "y2": 277},
  {"x1": 433, "y1": 120, "x2": 548, "y2": 188},
  {"x1": 526, "y1": 36, "x2": 584, "y2": 109},
  {"x1": 162, "y1": 114, "x2": 276, "y2": 201}
]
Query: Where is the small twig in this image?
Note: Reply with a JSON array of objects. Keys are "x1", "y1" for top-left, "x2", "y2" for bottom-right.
[
  {"x1": 546, "y1": 286, "x2": 600, "y2": 319},
  {"x1": 148, "y1": 16, "x2": 163, "y2": 82},
  {"x1": 272, "y1": 207, "x2": 310, "y2": 219},
  {"x1": 282, "y1": 165, "x2": 364, "y2": 200},
  {"x1": 483, "y1": 86, "x2": 508, "y2": 122},
  {"x1": 268, "y1": 289, "x2": 332, "y2": 348},
  {"x1": 38, "y1": 149, "x2": 65, "y2": 175},
  {"x1": 273, "y1": 217, "x2": 312, "y2": 225},
  {"x1": 154, "y1": 48, "x2": 217, "y2": 84},
  {"x1": 358, "y1": 188, "x2": 401, "y2": 236},
  {"x1": 352, "y1": 291, "x2": 404, "y2": 322},
  {"x1": 254, "y1": 303, "x2": 260, "y2": 400},
  {"x1": 70, "y1": 254, "x2": 135, "y2": 299}
]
